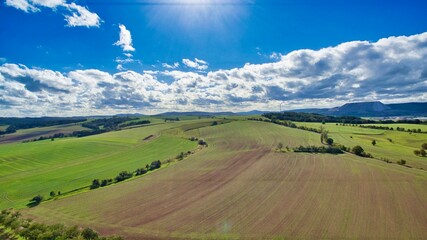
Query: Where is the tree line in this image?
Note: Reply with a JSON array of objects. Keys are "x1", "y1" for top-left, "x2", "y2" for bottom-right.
[
  {"x1": 0, "y1": 117, "x2": 87, "y2": 135},
  {"x1": 360, "y1": 125, "x2": 425, "y2": 133},
  {"x1": 29, "y1": 138, "x2": 209, "y2": 207},
  {"x1": 262, "y1": 112, "x2": 376, "y2": 124},
  {"x1": 89, "y1": 160, "x2": 162, "y2": 189}
]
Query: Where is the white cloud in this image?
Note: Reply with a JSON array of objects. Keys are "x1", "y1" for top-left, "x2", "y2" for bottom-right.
[
  {"x1": 162, "y1": 62, "x2": 180, "y2": 69},
  {"x1": 1, "y1": 32, "x2": 427, "y2": 116},
  {"x1": 5, "y1": 0, "x2": 38, "y2": 12},
  {"x1": 116, "y1": 64, "x2": 125, "y2": 71},
  {"x1": 5, "y1": 0, "x2": 101, "y2": 27},
  {"x1": 270, "y1": 52, "x2": 280, "y2": 60},
  {"x1": 124, "y1": 53, "x2": 133, "y2": 58},
  {"x1": 31, "y1": 0, "x2": 64, "y2": 8},
  {"x1": 64, "y1": 3, "x2": 101, "y2": 27},
  {"x1": 114, "y1": 24, "x2": 135, "y2": 52},
  {"x1": 182, "y1": 58, "x2": 208, "y2": 70}
]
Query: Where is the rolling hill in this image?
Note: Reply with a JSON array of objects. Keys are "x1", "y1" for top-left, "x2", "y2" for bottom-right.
[{"x1": 289, "y1": 101, "x2": 427, "y2": 117}]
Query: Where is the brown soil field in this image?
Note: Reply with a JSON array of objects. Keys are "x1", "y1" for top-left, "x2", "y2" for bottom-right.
[{"x1": 23, "y1": 121, "x2": 427, "y2": 239}]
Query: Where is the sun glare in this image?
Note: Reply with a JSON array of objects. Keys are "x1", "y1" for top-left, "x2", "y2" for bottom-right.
[{"x1": 146, "y1": 0, "x2": 247, "y2": 34}]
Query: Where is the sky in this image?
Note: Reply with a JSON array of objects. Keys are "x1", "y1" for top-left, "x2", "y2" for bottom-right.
[{"x1": 0, "y1": 0, "x2": 427, "y2": 116}]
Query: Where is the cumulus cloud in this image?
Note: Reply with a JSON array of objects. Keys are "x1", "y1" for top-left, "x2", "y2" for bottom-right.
[
  {"x1": 114, "y1": 24, "x2": 135, "y2": 52},
  {"x1": 162, "y1": 62, "x2": 180, "y2": 69},
  {"x1": 5, "y1": 0, "x2": 39, "y2": 12},
  {"x1": 182, "y1": 58, "x2": 208, "y2": 70},
  {"x1": 1, "y1": 32, "x2": 427, "y2": 116},
  {"x1": 64, "y1": 3, "x2": 101, "y2": 27},
  {"x1": 5, "y1": 0, "x2": 101, "y2": 27}
]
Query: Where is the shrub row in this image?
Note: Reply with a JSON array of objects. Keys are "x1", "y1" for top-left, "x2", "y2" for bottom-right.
[
  {"x1": 0, "y1": 209, "x2": 122, "y2": 240},
  {"x1": 293, "y1": 145, "x2": 344, "y2": 154}
]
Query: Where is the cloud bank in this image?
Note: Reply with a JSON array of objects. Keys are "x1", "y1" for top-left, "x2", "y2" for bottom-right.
[
  {"x1": 1, "y1": 32, "x2": 427, "y2": 116},
  {"x1": 5, "y1": 0, "x2": 101, "y2": 27}
]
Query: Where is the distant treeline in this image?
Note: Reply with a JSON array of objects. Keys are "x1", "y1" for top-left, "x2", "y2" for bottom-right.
[
  {"x1": 262, "y1": 112, "x2": 375, "y2": 124},
  {"x1": 22, "y1": 117, "x2": 152, "y2": 142},
  {"x1": 0, "y1": 117, "x2": 87, "y2": 135},
  {"x1": 263, "y1": 112, "x2": 427, "y2": 125},
  {"x1": 248, "y1": 117, "x2": 322, "y2": 134},
  {"x1": 360, "y1": 125, "x2": 426, "y2": 133},
  {"x1": 82, "y1": 116, "x2": 141, "y2": 130}
]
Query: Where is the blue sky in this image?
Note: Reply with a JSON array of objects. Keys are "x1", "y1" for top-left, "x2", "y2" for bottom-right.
[{"x1": 1, "y1": 0, "x2": 427, "y2": 116}]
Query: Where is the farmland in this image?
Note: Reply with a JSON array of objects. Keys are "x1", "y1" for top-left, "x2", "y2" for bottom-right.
[
  {"x1": 0, "y1": 118, "x2": 227, "y2": 210},
  {"x1": 20, "y1": 120, "x2": 427, "y2": 239},
  {"x1": 0, "y1": 123, "x2": 89, "y2": 144},
  {"x1": 295, "y1": 122, "x2": 427, "y2": 169}
]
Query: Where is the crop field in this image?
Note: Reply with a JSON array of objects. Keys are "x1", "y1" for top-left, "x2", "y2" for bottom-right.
[
  {"x1": 0, "y1": 123, "x2": 89, "y2": 144},
  {"x1": 295, "y1": 122, "x2": 427, "y2": 169},
  {"x1": 0, "y1": 119, "x2": 225, "y2": 210},
  {"x1": 22, "y1": 120, "x2": 427, "y2": 239}
]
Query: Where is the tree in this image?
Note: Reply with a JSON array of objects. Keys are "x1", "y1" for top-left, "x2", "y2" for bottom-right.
[
  {"x1": 149, "y1": 160, "x2": 162, "y2": 170},
  {"x1": 30, "y1": 195, "x2": 43, "y2": 204},
  {"x1": 90, "y1": 179, "x2": 100, "y2": 189},
  {"x1": 49, "y1": 191, "x2": 56, "y2": 198},
  {"x1": 397, "y1": 159, "x2": 406, "y2": 165},
  {"x1": 277, "y1": 142, "x2": 283, "y2": 151},
  {"x1": 81, "y1": 227, "x2": 99, "y2": 240},
  {"x1": 326, "y1": 138, "x2": 334, "y2": 145},
  {"x1": 115, "y1": 171, "x2": 133, "y2": 182},
  {"x1": 351, "y1": 145, "x2": 365, "y2": 156},
  {"x1": 372, "y1": 140, "x2": 376, "y2": 146},
  {"x1": 421, "y1": 149, "x2": 427, "y2": 157},
  {"x1": 414, "y1": 149, "x2": 421, "y2": 156},
  {"x1": 422, "y1": 143, "x2": 427, "y2": 150}
]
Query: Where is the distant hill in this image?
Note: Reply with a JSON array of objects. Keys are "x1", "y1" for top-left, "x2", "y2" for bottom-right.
[
  {"x1": 289, "y1": 101, "x2": 427, "y2": 117},
  {"x1": 157, "y1": 110, "x2": 268, "y2": 116}
]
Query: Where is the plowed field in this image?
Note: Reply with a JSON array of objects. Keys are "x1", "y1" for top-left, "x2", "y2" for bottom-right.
[{"x1": 23, "y1": 121, "x2": 427, "y2": 239}]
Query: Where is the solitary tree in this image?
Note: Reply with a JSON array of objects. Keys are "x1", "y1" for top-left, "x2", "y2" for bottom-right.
[
  {"x1": 277, "y1": 142, "x2": 283, "y2": 151},
  {"x1": 50, "y1": 191, "x2": 56, "y2": 198},
  {"x1": 372, "y1": 140, "x2": 376, "y2": 146},
  {"x1": 352, "y1": 145, "x2": 365, "y2": 156},
  {"x1": 326, "y1": 138, "x2": 334, "y2": 145},
  {"x1": 30, "y1": 195, "x2": 43, "y2": 204}
]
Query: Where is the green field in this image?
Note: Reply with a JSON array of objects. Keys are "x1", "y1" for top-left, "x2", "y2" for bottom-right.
[
  {"x1": 20, "y1": 120, "x2": 427, "y2": 239},
  {"x1": 295, "y1": 122, "x2": 427, "y2": 169},
  {"x1": 0, "y1": 119, "x2": 225, "y2": 209}
]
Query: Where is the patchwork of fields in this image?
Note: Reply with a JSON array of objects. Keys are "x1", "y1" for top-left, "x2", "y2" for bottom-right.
[
  {"x1": 21, "y1": 120, "x2": 427, "y2": 239},
  {"x1": 0, "y1": 119, "x2": 225, "y2": 209},
  {"x1": 296, "y1": 122, "x2": 427, "y2": 169}
]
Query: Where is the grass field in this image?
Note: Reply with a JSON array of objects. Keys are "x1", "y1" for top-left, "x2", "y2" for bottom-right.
[
  {"x1": 22, "y1": 120, "x2": 427, "y2": 239},
  {"x1": 0, "y1": 119, "x2": 226, "y2": 210},
  {"x1": 295, "y1": 122, "x2": 427, "y2": 169}
]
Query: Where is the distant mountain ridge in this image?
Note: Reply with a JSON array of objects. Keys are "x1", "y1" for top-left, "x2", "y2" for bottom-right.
[{"x1": 289, "y1": 101, "x2": 427, "y2": 117}]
